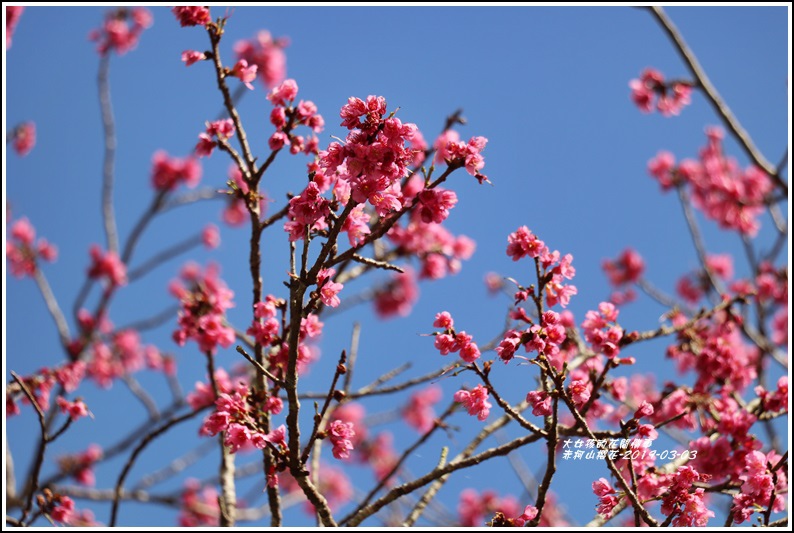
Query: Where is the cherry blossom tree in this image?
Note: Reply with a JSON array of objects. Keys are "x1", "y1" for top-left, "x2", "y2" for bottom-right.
[{"x1": 4, "y1": 5, "x2": 789, "y2": 528}]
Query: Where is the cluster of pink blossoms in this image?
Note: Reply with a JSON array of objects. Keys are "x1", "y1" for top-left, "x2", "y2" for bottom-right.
[
  {"x1": 267, "y1": 79, "x2": 323, "y2": 156},
  {"x1": 432, "y1": 311, "x2": 481, "y2": 363},
  {"x1": 495, "y1": 310, "x2": 568, "y2": 366},
  {"x1": 10, "y1": 121, "x2": 35, "y2": 156},
  {"x1": 201, "y1": 381, "x2": 286, "y2": 453},
  {"x1": 88, "y1": 7, "x2": 152, "y2": 56},
  {"x1": 235, "y1": 30, "x2": 288, "y2": 88},
  {"x1": 582, "y1": 302, "x2": 625, "y2": 359},
  {"x1": 373, "y1": 268, "x2": 420, "y2": 318},
  {"x1": 675, "y1": 253, "x2": 734, "y2": 304},
  {"x1": 327, "y1": 419, "x2": 356, "y2": 460},
  {"x1": 629, "y1": 68, "x2": 693, "y2": 116},
  {"x1": 171, "y1": 263, "x2": 235, "y2": 355},
  {"x1": 178, "y1": 479, "x2": 219, "y2": 526},
  {"x1": 603, "y1": 247, "x2": 645, "y2": 286},
  {"x1": 317, "y1": 95, "x2": 423, "y2": 217},
  {"x1": 267, "y1": 313, "x2": 323, "y2": 376},
  {"x1": 172, "y1": 6, "x2": 211, "y2": 28},
  {"x1": 660, "y1": 466, "x2": 714, "y2": 527},
  {"x1": 85, "y1": 329, "x2": 167, "y2": 388},
  {"x1": 453, "y1": 384, "x2": 492, "y2": 421},
  {"x1": 246, "y1": 296, "x2": 282, "y2": 347},
  {"x1": 331, "y1": 403, "x2": 399, "y2": 481},
  {"x1": 666, "y1": 311, "x2": 757, "y2": 393},
  {"x1": 6, "y1": 6, "x2": 24, "y2": 48},
  {"x1": 647, "y1": 127, "x2": 773, "y2": 235},
  {"x1": 150, "y1": 150, "x2": 202, "y2": 192},
  {"x1": 506, "y1": 226, "x2": 577, "y2": 308},
  {"x1": 6, "y1": 217, "x2": 57, "y2": 277},
  {"x1": 87, "y1": 244, "x2": 127, "y2": 287},
  {"x1": 194, "y1": 119, "x2": 235, "y2": 158},
  {"x1": 219, "y1": 165, "x2": 267, "y2": 227},
  {"x1": 388, "y1": 191, "x2": 476, "y2": 280},
  {"x1": 457, "y1": 489, "x2": 531, "y2": 527},
  {"x1": 6, "y1": 360, "x2": 85, "y2": 417},
  {"x1": 434, "y1": 130, "x2": 490, "y2": 183},
  {"x1": 58, "y1": 444, "x2": 102, "y2": 486},
  {"x1": 732, "y1": 449, "x2": 787, "y2": 523},
  {"x1": 402, "y1": 385, "x2": 441, "y2": 433}
]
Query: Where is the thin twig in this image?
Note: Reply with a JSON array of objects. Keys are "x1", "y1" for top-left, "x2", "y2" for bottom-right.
[
  {"x1": 235, "y1": 345, "x2": 285, "y2": 387},
  {"x1": 109, "y1": 408, "x2": 204, "y2": 526},
  {"x1": 127, "y1": 234, "x2": 203, "y2": 282},
  {"x1": 33, "y1": 269, "x2": 71, "y2": 350},
  {"x1": 98, "y1": 53, "x2": 119, "y2": 254},
  {"x1": 402, "y1": 447, "x2": 449, "y2": 527},
  {"x1": 300, "y1": 351, "x2": 347, "y2": 464}
]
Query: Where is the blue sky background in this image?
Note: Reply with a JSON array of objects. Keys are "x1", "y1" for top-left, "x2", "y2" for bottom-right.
[{"x1": 4, "y1": 5, "x2": 789, "y2": 527}]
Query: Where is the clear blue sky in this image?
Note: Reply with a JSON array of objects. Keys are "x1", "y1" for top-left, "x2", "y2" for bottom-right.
[{"x1": 4, "y1": 5, "x2": 789, "y2": 527}]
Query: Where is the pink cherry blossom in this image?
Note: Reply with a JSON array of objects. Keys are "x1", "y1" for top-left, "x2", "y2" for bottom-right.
[
  {"x1": 87, "y1": 245, "x2": 127, "y2": 287},
  {"x1": 454, "y1": 384, "x2": 492, "y2": 421},
  {"x1": 231, "y1": 59, "x2": 258, "y2": 90},
  {"x1": 6, "y1": 6, "x2": 24, "y2": 49},
  {"x1": 150, "y1": 151, "x2": 202, "y2": 191},
  {"x1": 527, "y1": 390, "x2": 552, "y2": 416},
  {"x1": 181, "y1": 49, "x2": 206, "y2": 66},
  {"x1": 374, "y1": 268, "x2": 419, "y2": 318},
  {"x1": 328, "y1": 419, "x2": 356, "y2": 460},
  {"x1": 402, "y1": 385, "x2": 441, "y2": 433},
  {"x1": 11, "y1": 121, "x2": 35, "y2": 156},
  {"x1": 202, "y1": 224, "x2": 220, "y2": 249},
  {"x1": 603, "y1": 248, "x2": 645, "y2": 286},
  {"x1": 317, "y1": 268, "x2": 343, "y2": 308},
  {"x1": 89, "y1": 7, "x2": 152, "y2": 56},
  {"x1": 57, "y1": 397, "x2": 90, "y2": 421},
  {"x1": 506, "y1": 226, "x2": 546, "y2": 261},
  {"x1": 235, "y1": 30, "x2": 288, "y2": 88},
  {"x1": 172, "y1": 6, "x2": 210, "y2": 27},
  {"x1": 267, "y1": 78, "x2": 299, "y2": 106}
]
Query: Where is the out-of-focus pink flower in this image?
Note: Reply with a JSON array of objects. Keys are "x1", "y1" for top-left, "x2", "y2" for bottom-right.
[
  {"x1": 629, "y1": 68, "x2": 692, "y2": 116},
  {"x1": 151, "y1": 151, "x2": 202, "y2": 191},
  {"x1": 202, "y1": 224, "x2": 220, "y2": 249},
  {"x1": 458, "y1": 489, "x2": 520, "y2": 527},
  {"x1": 6, "y1": 6, "x2": 24, "y2": 49},
  {"x1": 11, "y1": 121, "x2": 35, "y2": 156},
  {"x1": 172, "y1": 6, "x2": 210, "y2": 27},
  {"x1": 235, "y1": 30, "x2": 289, "y2": 88},
  {"x1": 89, "y1": 7, "x2": 152, "y2": 56},
  {"x1": 178, "y1": 479, "x2": 219, "y2": 526},
  {"x1": 602, "y1": 248, "x2": 645, "y2": 286},
  {"x1": 87, "y1": 245, "x2": 127, "y2": 287},
  {"x1": 181, "y1": 49, "x2": 206, "y2": 66},
  {"x1": 402, "y1": 385, "x2": 441, "y2": 433},
  {"x1": 374, "y1": 268, "x2": 419, "y2": 318},
  {"x1": 57, "y1": 397, "x2": 90, "y2": 421}
]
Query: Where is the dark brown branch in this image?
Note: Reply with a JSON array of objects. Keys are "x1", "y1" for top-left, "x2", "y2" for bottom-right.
[
  {"x1": 345, "y1": 432, "x2": 543, "y2": 526},
  {"x1": 300, "y1": 350, "x2": 347, "y2": 464},
  {"x1": 109, "y1": 409, "x2": 204, "y2": 526}
]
